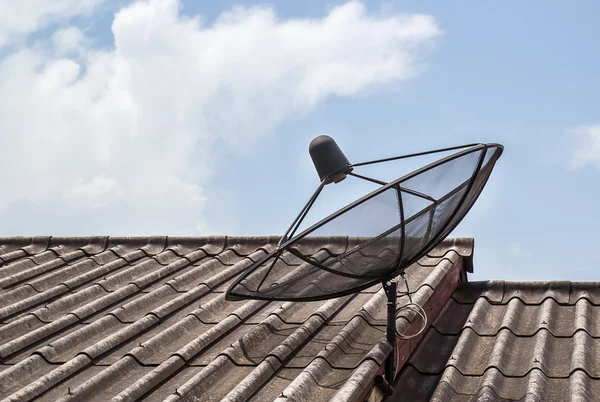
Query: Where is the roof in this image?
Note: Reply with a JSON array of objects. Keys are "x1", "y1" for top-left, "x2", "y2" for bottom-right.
[
  {"x1": 0, "y1": 236, "x2": 472, "y2": 402},
  {"x1": 396, "y1": 280, "x2": 600, "y2": 401}
]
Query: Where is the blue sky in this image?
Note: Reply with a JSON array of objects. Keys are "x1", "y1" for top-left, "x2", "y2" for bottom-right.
[{"x1": 0, "y1": 0, "x2": 599, "y2": 281}]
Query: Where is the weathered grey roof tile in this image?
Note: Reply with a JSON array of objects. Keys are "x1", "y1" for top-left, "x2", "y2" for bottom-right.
[
  {"x1": 6, "y1": 354, "x2": 92, "y2": 401},
  {"x1": 318, "y1": 319, "x2": 385, "y2": 369},
  {"x1": 0, "y1": 355, "x2": 62, "y2": 398},
  {"x1": 273, "y1": 363, "x2": 335, "y2": 401},
  {"x1": 0, "y1": 284, "x2": 39, "y2": 311},
  {"x1": 184, "y1": 322, "x2": 248, "y2": 365},
  {"x1": 0, "y1": 258, "x2": 38, "y2": 282},
  {"x1": 570, "y1": 282, "x2": 600, "y2": 304},
  {"x1": 502, "y1": 281, "x2": 571, "y2": 304},
  {"x1": 89, "y1": 249, "x2": 121, "y2": 265},
  {"x1": 0, "y1": 249, "x2": 29, "y2": 265},
  {"x1": 135, "y1": 365, "x2": 205, "y2": 402},
  {"x1": 48, "y1": 237, "x2": 107, "y2": 254},
  {"x1": 245, "y1": 301, "x2": 286, "y2": 324},
  {"x1": 213, "y1": 249, "x2": 246, "y2": 266},
  {"x1": 112, "y1": 356, "x2": 187, "y2": 402},
  {"x1": 396, "y1": 279, "x2": 600, "y2": 401},
  {"x1": 0, "y1": 314, "x2": 47, "y2": 345},
  {"x1": 84, "y1": 314, "x2": 160, "y2": 361},
  {"x1": 290, "y1": 237, "x2": 348, "y2": 256},
  {"x1": 58, "y1": 356, "x2": 152, "y2": 402},
  {"x1": 30, "y1": 258, "x2": 100, "y2": 291},
  {"x1": 0, "y1": 237, "x2": 49, "y2": 256},
  {"x1": 168, "y1": 258, "x2": 226, "y2": 292},
  {"x1": 150, "y1": 249, "x2": 182, "y2": 265},
  {"x1": 71, "y1": 284, "x2": 139, "y2": 320},
  {"x1": 37, "y1": 315, "x2": 127, "y2": 363},
  {"x1": 167, "y1": 355, "x2": 255, "y2": 402},
  {"x1": 62, "y1": 258, "x2": 129, "y2": 290},
  {"x1": 110, "y1": 248, "x2": 146, "y2": 263},
  {"x1": 30, "y1": 250, "x2": 61, "y2": 265},
  {"x1": 0, "y1": 312, "x2": 80, "y2": 359},
  {"x1": 0, "y1": 236, "x2": 470, "y2": 401},
  {"x1": 128, "y1": 316, "x2": 210, "y2": 365},
  {"x1": 451, "y1": 280, "x2": 505, "y2": 303},
  {"x1": 36, "y1": 365, "x2": 108, "y2": 402},
  {"x1": 0, "y1": 283, "x2": 70, "y2": 322},
  {"x1": 250, "y1": 368, "x2": 303, "y2": 401},
  {"x1": 165, "y1": 236, "x2": 224, "y2": 255},
  {"x1": 111, "y1": 285, "x2": 179, "y2": 322},
  {"x1": 0, "y1": 256, "x2": 68, "y2": 289}
]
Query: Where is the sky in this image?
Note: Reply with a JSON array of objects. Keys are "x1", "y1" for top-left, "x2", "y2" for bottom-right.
[{"x1": 0, "y1": 0, "x2": 599, "y2": 282}]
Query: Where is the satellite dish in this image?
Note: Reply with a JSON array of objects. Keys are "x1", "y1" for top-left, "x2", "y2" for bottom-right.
[{"x1": 225, "y1": 136, "x2": 503, "y2": 393}]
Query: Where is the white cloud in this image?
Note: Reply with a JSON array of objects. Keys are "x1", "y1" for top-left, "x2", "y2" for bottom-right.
[
  {"x1": 64, "y1": 175, "x2": 124, "y2": 208},
  {"x1": 0, "y1": 0, "x2": 103, "y2": 48},
  {"x1": 509, "y1": 242, "x2": 532, "y2": 258},
  {"x1": 52, "y1": 27, "x2": 89, "y2": 55},
  {"x1": 570, "y1": 125, "x2": 600, "y2": 169},
  {"x1": 0, "y1": 0, "x2": 440, "y2": 234}
]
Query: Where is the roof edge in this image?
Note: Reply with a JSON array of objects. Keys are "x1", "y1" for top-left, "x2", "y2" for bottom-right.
[
  {"x1": 0, "y1": 235, "x2": 476, "y2": 272},
  {"x1": 429, "y1": 237, "x2": 474, "y2": 273}
]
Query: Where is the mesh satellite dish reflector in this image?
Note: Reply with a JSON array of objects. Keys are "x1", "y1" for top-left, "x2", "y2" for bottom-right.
[
  {"x1": 226, "y1": 137, "x2": 503, "y2": 393},
  {"x1": 226, "y1": 139, "x2": 503, "y2": 302}
]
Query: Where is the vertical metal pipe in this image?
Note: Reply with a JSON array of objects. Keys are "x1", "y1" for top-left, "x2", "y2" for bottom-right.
[{"x1": 384, "y1": 280, "x2": 397, "y2": 386}]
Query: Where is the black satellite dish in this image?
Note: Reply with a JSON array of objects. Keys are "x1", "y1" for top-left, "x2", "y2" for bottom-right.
[{"x1": 226, "y1": 136, "x2": 503, "y2": 393}]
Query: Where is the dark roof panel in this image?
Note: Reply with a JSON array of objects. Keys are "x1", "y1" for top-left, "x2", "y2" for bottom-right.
[{"x1": 397, "y1": 280, "x2": 600, "y2": 401}]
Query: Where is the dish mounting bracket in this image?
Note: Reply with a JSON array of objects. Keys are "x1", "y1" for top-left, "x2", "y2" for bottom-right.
[{"x1": 374, "y1": 279, "x2": 397, "y2": 396}]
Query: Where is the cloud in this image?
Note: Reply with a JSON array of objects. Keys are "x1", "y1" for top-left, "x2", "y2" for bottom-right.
[
  {"x1": 51, "y1": 27, "x2": 89, "y2": 55},
  {"x1": 0, "y1": 0, "x2": 103, "y2": 48},
  {"x1": 0, "y1": 0, "x2": 441, "y2": 234},
  {"x1": 509, "y1": 242, "x2": 532, "y2": 258},
  {"x1": 570, "y1": 125, "x2": 600, "y2": 169},
  {"x1": 64, "y1": 175, "x2": 124, "y2": 208}
]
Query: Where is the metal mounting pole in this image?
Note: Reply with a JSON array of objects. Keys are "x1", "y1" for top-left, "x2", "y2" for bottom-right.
[{"x1": 383, "y1": 279, "x2": 398, "y2": 393}]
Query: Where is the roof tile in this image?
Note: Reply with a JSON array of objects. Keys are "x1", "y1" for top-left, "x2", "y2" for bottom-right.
[
  {"x1": 397, "y1": 279, "x2": 600, "y2": 401},
  {"x1": 48, "y1": 236, "x2": 108, "y2": 254},
  {"x1": 570, "y1": 282, "x2": 600, "y2": 304},
  {"x1": 128, "y1": 364, "x2": 205, "y2": 402},
  {"x1": 0, "y1": 237, "x2": 49, "y2": 256},
  {"x1": 60, "y1": 356, "x2": 152, "y2": 402},
  {"x1": 0, "y1": 285, "x2": 39, "y2": 312},
  {"x1": 250, "y1": 368, "x2": 303, "y2": 401},
  {"x1": 127, "y1": 316, "x2": 210, "y2": 365},
  {"x1": 0, "y1": 236, "x2": 469, "y2": 401},
  {"x1": 107, "y1": 236, "x2": 167, "y2": 255},
  {"x1": 0, "y1": 355, "x2": 56, "y2": 398},
  {"x1": 0, "y1": 314, "x2": 47, "y2": 345},
  {"x1": 38, "y1": 315, "x2": 127, "y2": 363}
]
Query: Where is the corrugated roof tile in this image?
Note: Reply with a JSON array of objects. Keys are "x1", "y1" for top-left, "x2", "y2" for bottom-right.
[
  {"x1": 0, "y1": 355, "x2": 57, "y2": 398},
  {"x1": 0, "y1": 236, "x2": 469, "y2": 401},
  {"x1": 396, "y1": 279, "x2": 600, "y2": 401},
  {"x1": 0, "y1": 314, "x2": 47, "y2": 345},
  {"x1": 37, "y1": 315, "x2": 128, "y2": 363},
  {"x1": 0, "y1": 285, "x2": 40, "y2": 312},
  {"x1": 451, "y1": 280, "x2": 505, "y2": 303},
  {"x1": 330, "y1": 341, "x2": 392, "y2": 402},
  {"x1": 130, "y1": 365, "x2": 205, "y2": 402},
  {"x1": 58, "y1": 356, "x2": 152, "y2": 402},
  {"x1": 0, "y1": 237, "x2": 49, "y2": 257}
]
